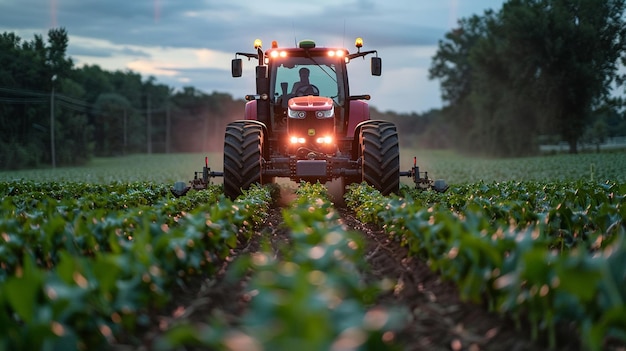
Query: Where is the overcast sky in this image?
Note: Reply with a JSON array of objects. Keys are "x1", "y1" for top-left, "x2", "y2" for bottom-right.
[{"x1": 0, "y1": 0, "x2": 505, "y2": 114}]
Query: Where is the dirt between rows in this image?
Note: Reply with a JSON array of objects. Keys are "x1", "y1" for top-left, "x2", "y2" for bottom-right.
[{"x1": 123, "y1": 207, "x2": 587, "y2": 351}]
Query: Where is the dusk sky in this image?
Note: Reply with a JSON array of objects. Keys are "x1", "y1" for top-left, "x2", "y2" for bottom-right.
[{"x1": 0, "y1": 0, "x2": 505, "y2": 113}]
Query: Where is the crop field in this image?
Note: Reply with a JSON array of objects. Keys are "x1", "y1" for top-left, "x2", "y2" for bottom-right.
[
  {"x1": 2, "y1": 150, "x2": 625, "y2": 185},
  {"x1": 0, "y1": 150, "x2": 625, "y2": 350},
  {"x1": 0, "y1": 153, "x2": 224, "y2": 184}
]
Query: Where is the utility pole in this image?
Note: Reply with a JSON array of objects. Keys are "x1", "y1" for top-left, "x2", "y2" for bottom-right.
[
  {"x1": 203, "y1": 112, "x2": 209, "y2": 152},
  {"x1": 123, "y1": 108, "x2": 127, "y2": 155},
  {"x1": 50, "y1": 75, "x2": 57, "y2": 168},
  {"x1": 147, "y1": 94, "x2": 152, "y2": 154},
  {"x1": 165, "y1": 101, "x2": 171, "y2": 154}
]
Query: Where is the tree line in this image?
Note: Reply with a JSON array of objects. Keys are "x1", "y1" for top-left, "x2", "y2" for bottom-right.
[
  {"x1": 428, "y1": 0, "x2": 626, "y2": 156},
  {"x1": 0, "y1": 28, "x2": 245, "y2": 170},
  {"x1": 3, "y1": 0, "x2": 626, "y2": 170},
  {"x1": 0, "y1": 27, "x2": 441, "y2": 171}
]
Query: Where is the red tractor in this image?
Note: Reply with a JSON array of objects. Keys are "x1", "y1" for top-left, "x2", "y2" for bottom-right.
[{"x1": 172, "y1": 38, "x2": 447, "y2": 199}]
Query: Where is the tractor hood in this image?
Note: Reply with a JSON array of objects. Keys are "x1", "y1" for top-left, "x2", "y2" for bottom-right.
[{"x1": 288, "y1": 96, "x2": 334, "y2": 112}]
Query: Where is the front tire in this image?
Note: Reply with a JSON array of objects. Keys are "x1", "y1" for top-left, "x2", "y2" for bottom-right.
[
  {"x1": 223, "y1": 121, "x2": 264, "y2": 200},
  {"x1": 359, "y1": 121, "x2": 400, "y2": 195}
]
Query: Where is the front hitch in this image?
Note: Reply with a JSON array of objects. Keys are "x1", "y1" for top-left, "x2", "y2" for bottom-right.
[
  {"x1": 399, "y1": 157, "x2": 448, "y2": 193},
  {"x1": 171, "y1": 157, "x2": 224, "y2": 197}
]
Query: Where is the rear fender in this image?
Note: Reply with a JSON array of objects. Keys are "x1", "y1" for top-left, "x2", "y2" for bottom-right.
[
  {"x1": 346, "y1": 100, "x2": 370, "y2": 136},
  {"x1": 242, "y1": 102, "x2": 271, "y2": 157},
  {"x1": 244, "y1": 100, "x2": 257, "y2": 120}
]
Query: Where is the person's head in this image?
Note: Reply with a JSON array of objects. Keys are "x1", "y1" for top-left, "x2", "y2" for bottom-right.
[{"x1": 299, "y1": 67, "x2": 310, "y2": 80}]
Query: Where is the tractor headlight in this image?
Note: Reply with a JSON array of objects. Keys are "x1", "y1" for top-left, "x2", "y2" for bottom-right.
[
  {"x1": 270, "y1": 50, "x2": 288, "y2": 58},
  {"x1": 288, "y1": 109, "x2": 306, "y2": 119},
  {"x1": 315, "y1": 109, "x2": 334, "y2": 119},
  {"x1": 290, "y1": 136, "x2": 306, "y2": 144},
  {"x1": 328, "y1": 49, "x2": 346, "y2": 58},
  {"x1": 316, "y1": 136, "x2": 333, "y2": 144}
]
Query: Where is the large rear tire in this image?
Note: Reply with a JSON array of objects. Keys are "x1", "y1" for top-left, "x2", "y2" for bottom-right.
[
  {"x1": 359, "y1": 121, "x2": 400, "y2": 195},
  {"x1": 223, "y1": 121, "x2": 264, "y2": 200}
]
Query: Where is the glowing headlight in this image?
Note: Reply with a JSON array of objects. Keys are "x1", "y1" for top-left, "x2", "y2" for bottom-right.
[
  {"x1": 290, "y1": 136, "x2": 306, "y2": 144},
  {"x1": 328, "y1": 50, "x2": 346, "y2": 57},
  {"x1": 288, "y1": 109, "x2": 306, "y2": 119},
  {"x1": 315, "y1": 109, "x2": 334, "y2": 119},
  {"x1": 270, "y1": 50, "x2": 287, "y2": 58},
  {"x1": 316, "y1": 136, "x2": 333, "y2": 144}
]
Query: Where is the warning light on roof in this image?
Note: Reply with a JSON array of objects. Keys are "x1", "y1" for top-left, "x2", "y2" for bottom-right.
[
  {"x1": 271, "y1": 40, "x2": 278, "y2": 48},
  {"x1": 254, "y1": 39, "x2": 262, "y2": 49},
  {"x1": 355, "y1": 37, "x2": 363, "y2": 49}
]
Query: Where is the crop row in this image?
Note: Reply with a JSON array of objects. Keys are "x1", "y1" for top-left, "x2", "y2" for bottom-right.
[
  {"x1": 345, "y1": 181, "x2": 626, "y2": 350},
  {"x1": 0, "y1": 180, "x2": 271, "y2": 350},
  {"x1": 158, "y1": 182, "x2": 405, "y2": 350}
]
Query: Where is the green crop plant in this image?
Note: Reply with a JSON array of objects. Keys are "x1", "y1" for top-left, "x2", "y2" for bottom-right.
[
  {"x1": 0, "y1": 181, "x2": 271, "y2": 350},
  {"x1": 345, "y1": 181, "x2": 625, "y2": 350}
]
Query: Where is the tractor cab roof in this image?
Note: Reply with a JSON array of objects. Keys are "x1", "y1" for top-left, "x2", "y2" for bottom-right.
[
  {"x1": 234, "y1": 38, "x2": 378, "y2": 65},
  {"x1": 265, "y1": 40, "x2": 349, "y2": 60}
]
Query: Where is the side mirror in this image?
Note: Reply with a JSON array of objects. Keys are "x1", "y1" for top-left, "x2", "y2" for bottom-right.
[
  {"x1": 371, "y1": 57, "x2": 382, "y2": 76},
  {"x1": 232, "y1": 58, "x2": 242, "y2": 77}
]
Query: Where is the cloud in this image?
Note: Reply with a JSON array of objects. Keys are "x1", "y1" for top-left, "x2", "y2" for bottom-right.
[
  {"x1": 1, "y1": 0, "x2": 449, "y2": 52},
  {"x1": 68, "y1": 36, "x2": 151, "y2": 58},
  {"x1": 0, "y1": 0, "x2": 507, "y2": 113}
]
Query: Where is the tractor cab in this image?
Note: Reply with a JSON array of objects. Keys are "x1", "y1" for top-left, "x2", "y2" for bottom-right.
[
  {"x1": 269, "y1": 47, "x2": 348, "y2": 140},
  {"x1": 231, "y1": 39, "x2": 381, "y2": 143}
]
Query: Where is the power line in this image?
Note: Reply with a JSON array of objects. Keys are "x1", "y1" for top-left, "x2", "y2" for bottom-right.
[
  {"x1": 56, "y1": 93, "x2": 92, "y2": 108},
  {"x1": 0, "y1": 86, "x2": 168, "y2": 115},
  {"x1": 0, "y1": 97, "x2": 47, "y2": 104},
  {"x1": 56, "y1": 100, "x2": 90, "y2": 113},
  {"x1": 0, "y1": 86, "x2": 93, "y2": 110},
  {"x1": 0, "y1": 85, "x2": 218, "y2": 112},
  {"x1": 0, "y1": 86, "x2": 49, "y2": 97}
]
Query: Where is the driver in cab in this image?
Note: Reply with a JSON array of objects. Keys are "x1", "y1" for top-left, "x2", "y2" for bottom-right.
[
  {"x1": 276, "y1": 66, "x2": 319, "y2": 116},
  {"x1": 292, "y1": 67, "x2": 312, "y2": 95}
]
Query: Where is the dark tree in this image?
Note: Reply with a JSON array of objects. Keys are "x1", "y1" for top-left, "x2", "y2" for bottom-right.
[{"x1": 430, "y1": 0, "x2": 626, "y2": 156}]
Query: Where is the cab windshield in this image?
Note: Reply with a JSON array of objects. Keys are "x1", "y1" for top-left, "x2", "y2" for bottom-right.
[{"x1": 271, "y1": 56, "x2": 346, "y2": 107}]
